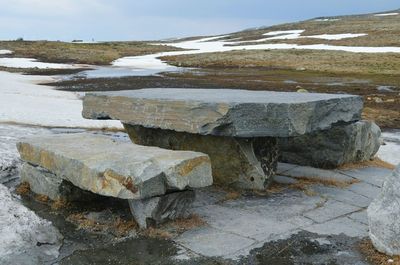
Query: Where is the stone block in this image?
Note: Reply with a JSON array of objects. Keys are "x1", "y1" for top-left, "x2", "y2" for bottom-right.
[
  {"x1": 124, "y1": 124, "x2": 278, "y2": 190},
  {"x1": 279, "y1": 120, "x2": 381, "y2": 168},
  {"x1": 82, "y1": 88, "x2": 362, "y2": 137}
]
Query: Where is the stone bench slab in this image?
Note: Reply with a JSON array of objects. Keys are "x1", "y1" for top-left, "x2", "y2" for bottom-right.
[
  {"x1": 17, "y1": 133, "x2": 212, "y2": 200},
  {"x1": 82, "y1": 88, "x2": 363, "y2": 137}
]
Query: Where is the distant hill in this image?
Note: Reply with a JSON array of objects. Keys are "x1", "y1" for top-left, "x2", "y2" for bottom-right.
[{"x1": 218, "y1": 9, "x2": 400, "y2": 47}]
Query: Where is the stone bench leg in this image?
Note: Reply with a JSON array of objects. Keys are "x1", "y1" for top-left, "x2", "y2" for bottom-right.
[
  {"x1": 20, "y1": 162, "x2": 99, "y2": 201},
  {"x1": 278, "y1": 120, "x2": 381, "y2": 168},
  {"x1": 124, "y1": 124, "x2": 279, "y2": 190},
  {"x1": 128, "y1": 190, "x2": 195, "y2": 229},
  {"x1": 21, "y1": 163, "x2": 63, "y2": 200}
]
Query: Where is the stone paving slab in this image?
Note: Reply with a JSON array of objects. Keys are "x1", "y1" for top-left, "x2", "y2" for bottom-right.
[
  {"x1": 303, "y1": 200, "x2": 361, "y2": 223},
  {"x1": 348, "y1": 210, "x2": 368, "y2": 225},
  {"x1": 174, "y1": 165, "x2": 389, "y2": 259},
  {"x1": 346, "y1": 182, "x2": 382, "y2": 199},
  {"x1": 83, "y1": 88, "x2": 362, "y2": 137},
  {"x1": 194, "y1": 204, "x2": 300, "y2": 242},
  {"x1": 282, "y1": 165, "x2": 355, "y2": 182},
  {"x1": 223, "y1": 191, "x2": 323, "y2": 222},
  {"x1": 304, "y1": 216, "x2": 368, "y2": 238},
  {"x1": 339, "y1": 167, "x2": 392, "y2": 187},
  {"x1": 312, "y1": 185, "x2": 372, "y2": 208},
  {"x1": 177, "y1": 227, "x2": 256, "y2": 257}
]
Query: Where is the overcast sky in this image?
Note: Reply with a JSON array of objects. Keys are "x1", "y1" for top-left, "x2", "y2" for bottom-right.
[{"x1": 0, "y1": 0, "x2": 398, "y2": 41}]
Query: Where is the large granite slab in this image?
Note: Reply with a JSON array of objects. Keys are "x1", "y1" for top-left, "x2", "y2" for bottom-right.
[
  {"x1": 82, "y1": 88, "x2": 363, "y2": 137},
  {"x1": 17, "y1": 133, "x2": 212, "y2": 200}
]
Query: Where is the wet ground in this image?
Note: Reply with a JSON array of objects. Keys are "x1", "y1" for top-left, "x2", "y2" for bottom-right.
[{"x1": 1, "y1": 124, "x2": 388, "y2": 265}]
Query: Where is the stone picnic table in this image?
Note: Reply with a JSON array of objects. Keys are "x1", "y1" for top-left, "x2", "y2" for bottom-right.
[
  {"x1": 82, "y1": 88, "x2": 369, "y2": 190},
  {"x1": 17, "y1": 88, "x2": 381, "y2": 229}
]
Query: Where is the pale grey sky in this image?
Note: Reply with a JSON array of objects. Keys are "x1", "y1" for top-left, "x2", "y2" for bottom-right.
[{"x1": 0, "y1": 0, "x2": 398, "y2": 41}]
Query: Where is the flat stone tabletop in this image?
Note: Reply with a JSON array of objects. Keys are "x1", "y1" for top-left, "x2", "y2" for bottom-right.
[{"x1": 83, "y1": 88, "x2": 363, "y2": 137}]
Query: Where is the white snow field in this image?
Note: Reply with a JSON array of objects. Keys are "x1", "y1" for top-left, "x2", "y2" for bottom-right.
[
  {"x1": 0, "y1": 57, "x2": 86, "y2": 69},
  {"x1": 237, "y1": 30, "x2": 366, "y2": 43},
  {"x1": 377, "y1": 131, "x2": 400, "y2": 166},
  {"x1": 304, "y1": 33, "x2": 367, "y2": 40},
  {"x1": 0, "y1": 183, "x2": 63, "y2": 265},
  {"x1": 0, "y1": 50, "x2": 13, "y2": 55},
  {"x1": 113, "y1": 34, "x2": 400, "y2": 71},
  {"x1": 374, "y1": 12, "x2": 399, "y2": 17},
  {"x1": 314, "y1": 18, "x2": 341, "y2": 22},
  {"x1": 0, "y1": 71, "x2": 122, "y2": 128}
]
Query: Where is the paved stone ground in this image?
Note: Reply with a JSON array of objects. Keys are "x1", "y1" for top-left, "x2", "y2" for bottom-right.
[{"x1": 173, "y1": 163, "x2": 392, "y2": 261}]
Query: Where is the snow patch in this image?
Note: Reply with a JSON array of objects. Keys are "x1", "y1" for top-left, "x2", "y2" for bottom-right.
[
  {"x1": 0, "y1": 71, "x2": 122, "y2": 128},
  {"x1": 0, "y1": 184, "x2": 63, "y2": 264},
  {"x1": 303, "y1": 33, "x2": 367, "y2": 40},
  {"x1": 374, "y1": 13, "x2": 399, "y2": 17},
  {"x1": 0, "y1": 50, "x2": 13, "y2": 55},
  {"x1": 240, "y1": 30, "x2": 366, "y2": 42},
  {"x1": 377, "y1": 131, "x2": 400, "y2": 166},
  {"x1": 262, "y1": 30, "x2": 305, "y2": 40},
  {"x1": 0, "y1": 58, "x2": 85, "y2": 69},
  {"x1": 314, "y1": 18, "x2": 340, "y2": 22},
  {"x1": 263, "y1": 30, "x2": 305, "y2": 36}
]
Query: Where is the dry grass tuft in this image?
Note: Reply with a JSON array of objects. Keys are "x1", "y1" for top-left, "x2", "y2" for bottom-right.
[
  {"x1": 67, "y1": 212, "x2": 137, "y2": 236},
  {"x1": 171, "y1": 214, "x2": 207, "y2": 230},
  {"x1": 114, "y1": 217, "x2": 137, "y2": 235},
  {"x1": 294, "y1": 177, "x2": 360, "y2": 189},
  {"x1": 35, "y1": 194, "x2": 49, "y2": 203},
  {"x1": 219, "y1": 190, "x2": 242, "y2": 203},
  {"x1": 51, "y1": 198, "x2": 70, "y2": 210},
  {"x1": 67, "y1": 213, "x2": 103, "y2": 231},
  {"x1": 267, "y1": 176, "x2": 359, "y2": 196},
  {"x1": 339, "y1": 158, "x2": 396, "y2": 171},
  {"x1": 15, "y1": 181, "x2": 30, "y2": 195},
  {"x1": 214, "y1": 185, "x2": 243, "y2": 203},
  {"x1": 359, "y1": 238, "x2": 400, "y2": 265},
  {"x1": 142, "y1": 227, "x2": 173, "y2": 239}
]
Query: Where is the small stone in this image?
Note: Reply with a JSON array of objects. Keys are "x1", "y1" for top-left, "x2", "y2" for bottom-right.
[
  {"x1": 296, "y1": 88, "x2": 309, "y2": 93},
  {"x1": 128, "y1": 190, "x2": 195, "y2": 229},
  {"x1": 368, "y1": 164, "x2": 400, "y2": 256},
  {"x1": 278, "y1": 120, "x2": 381, "y2": 168},
  {"x1": 376, "y1": 86, "x2": 395, "y2": 93}
]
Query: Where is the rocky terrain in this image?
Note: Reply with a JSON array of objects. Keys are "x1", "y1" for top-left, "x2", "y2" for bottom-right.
[{"x1": 0, "y1": 7, "x2": 399, "y2": 265}]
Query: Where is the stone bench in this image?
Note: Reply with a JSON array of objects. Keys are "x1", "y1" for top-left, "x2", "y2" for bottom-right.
[
  {"x1": 82, "y1": 88, "x2": 367, "y2": 189},
  {"x1": 17, "y1": 133, "x2": 212, "y2": 228}
]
